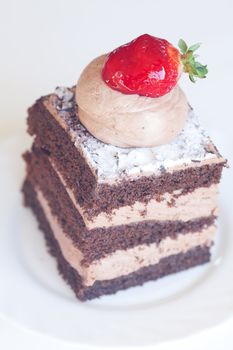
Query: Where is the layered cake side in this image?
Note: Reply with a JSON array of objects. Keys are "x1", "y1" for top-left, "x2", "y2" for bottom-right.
[{"x1": 22, "y1": 85, "x2": 225, "y2": 300}]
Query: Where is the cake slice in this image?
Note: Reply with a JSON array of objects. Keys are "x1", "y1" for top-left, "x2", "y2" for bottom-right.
[
  {"x1": 22, "y1": 85, "x2": 225, "y2": 300},
  {"x1": 22, "y1": 34, "x2": 226, "y2": 301}
]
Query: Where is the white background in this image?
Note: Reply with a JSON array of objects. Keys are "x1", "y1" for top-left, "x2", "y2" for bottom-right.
[{"x1": 0, "y1": 0, "x2": 233, "y2": 349}]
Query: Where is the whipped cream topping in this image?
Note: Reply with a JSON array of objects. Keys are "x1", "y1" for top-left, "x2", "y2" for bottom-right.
[
  {"x1": 49, "y1": 87, "x2": 222, "y2": 182},
  {"x1": 75, "y1": 55, "x2": 188, "y2": 147}
]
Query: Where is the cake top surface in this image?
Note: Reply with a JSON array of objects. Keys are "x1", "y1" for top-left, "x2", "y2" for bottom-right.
[{"x1": 47, "y1": 86, "x2": 221, "y2": 182}]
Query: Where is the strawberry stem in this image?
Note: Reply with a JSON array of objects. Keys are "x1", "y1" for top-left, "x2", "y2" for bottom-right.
[{"x1": 178, "y1": 39, "x2": 208, "y2": 83}]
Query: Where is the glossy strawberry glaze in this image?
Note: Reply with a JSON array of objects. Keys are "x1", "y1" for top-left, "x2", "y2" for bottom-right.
[{"x1": 102, "y1": 34, "x2": 181, "y2": 98}]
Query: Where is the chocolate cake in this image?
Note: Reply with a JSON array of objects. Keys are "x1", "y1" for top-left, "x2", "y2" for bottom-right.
[{"x1": 22, "y1": 34, "x2": 226, "y2": 301}]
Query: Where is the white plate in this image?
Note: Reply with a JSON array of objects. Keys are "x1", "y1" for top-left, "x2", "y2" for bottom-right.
[{"x1": 0, "y1": 135, "x2": 232, "y2": 349}]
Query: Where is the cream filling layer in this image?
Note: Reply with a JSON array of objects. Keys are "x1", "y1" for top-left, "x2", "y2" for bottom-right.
[
  {"x1": 49, "y1": 159, "x2": 218, "y2": 230},
  {"x1": 36, "y1": 189, "x2": 215, "y2": 287}
]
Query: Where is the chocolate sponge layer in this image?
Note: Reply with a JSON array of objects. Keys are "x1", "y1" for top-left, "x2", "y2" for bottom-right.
[
  {"x1": 27, "y1": 98, "x2": 225, "y2": 217},
  {"x1": 22, "y1": 178, "x2": 211, "y2": 301},
  {"x1": 23, "y1": 147, "x2": 215, "y2": 264}
]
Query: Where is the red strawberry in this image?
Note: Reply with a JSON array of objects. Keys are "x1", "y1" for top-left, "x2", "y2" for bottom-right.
[{"x1": 102, "y1": 34, "x2": 208, "y2": 98}]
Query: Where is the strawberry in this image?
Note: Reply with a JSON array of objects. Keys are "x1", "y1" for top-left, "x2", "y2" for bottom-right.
[{"x1": 102, "y1": 34, "x2": 208, "y2": 98}]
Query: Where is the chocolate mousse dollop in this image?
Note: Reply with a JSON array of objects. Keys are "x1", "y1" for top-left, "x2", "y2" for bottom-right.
[{"x1": 75, "y1": 55, "x2": 188, "y2": 148}]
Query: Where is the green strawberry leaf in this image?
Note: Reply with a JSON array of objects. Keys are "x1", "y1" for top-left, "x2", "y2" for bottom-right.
[
  {"x1": 194, "y1": 62, "x2": 208, "y2": 77},
  {"x1": 188, "y1": 43, "x2": 201, "y2": 52},
  {"x1": 189, "y1": 74, "x2": 196, "y2": 83},
  {"x1": 178, "y1": 39, "x2": 188, "y2": 54}
]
